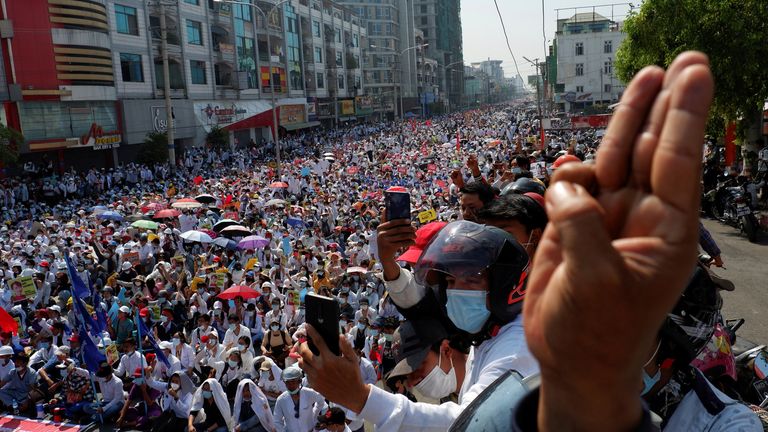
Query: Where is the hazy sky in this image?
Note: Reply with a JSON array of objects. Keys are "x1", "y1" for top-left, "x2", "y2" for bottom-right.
[{"x1": 461, "y1": 1, "x2": 632, "y2": 78}]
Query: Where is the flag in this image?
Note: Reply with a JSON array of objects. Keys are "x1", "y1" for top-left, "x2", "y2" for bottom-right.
[
  {"x1": 79, "y1": 328, "x2": 106, "y2": 371},
  {"x1": 92, "y1": 291, "x2": 108, "y2": 334},
  {"x1": 456, "y1": 130, "x2": 461, "y2": 153},
  {"x1": 73, "y1": 295, "x2": 100, "y2": 339},
  {"x1": 65, "y1": 254, "x2": 90, "y2": 299},
  {"x1": 135, "y1": 310, "x2": 171, "y2": 368}
]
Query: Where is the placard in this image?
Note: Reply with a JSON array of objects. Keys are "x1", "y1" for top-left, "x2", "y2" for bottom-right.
[
  {"x1": 10, "y1": 276, "x2": 36, "y2": 303},
  {"x1": 105, "y1": 344, "x2": 119, "y2": 365},
  {"x1": 417, "y1": 209, "x2": 437, "y2": 224},
  {"x1": 530, "y1": 161, "x2": 547, "y2": 179},
  {"x1": 122, "y1": 252, "x2": 140, "y2": 268}
]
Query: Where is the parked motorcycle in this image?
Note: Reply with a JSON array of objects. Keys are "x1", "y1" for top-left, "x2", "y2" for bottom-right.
[{"x1": 703, "y1": 176, "x2": 760, "y2": 242}]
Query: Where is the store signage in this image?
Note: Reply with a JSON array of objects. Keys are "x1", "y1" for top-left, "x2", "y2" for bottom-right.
[
  {"x1": 80, "y1": 123, "x2": 121, "y2": 150},
  {"x1": 201, "y1": 103, "x2": 248, "y2": 125},
  {"x1": 152, "y1": 105, "x2": 175, "y2": 133}
]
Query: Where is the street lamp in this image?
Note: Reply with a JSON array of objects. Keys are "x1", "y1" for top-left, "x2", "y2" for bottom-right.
[
  {"x1": 215, "y1": 0, "x2": 290, "y2": 178},
  {"x1": 437, "y1": 60, "x2": 463, "y2": 112},
  {"x1": 371, "y1": 43, "x2": 428, "y2": 119}
]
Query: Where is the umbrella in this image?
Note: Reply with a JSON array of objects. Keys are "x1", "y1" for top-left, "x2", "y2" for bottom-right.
[
  {"x1": 219, "y1": 225, "x2": 251, "y2": 237},
  {"x1": 265, "y1": 199, "x2": 287, "y2": 207},
  {"x1": 347, "y1": 266, "x2": 368, "y2": 274},
  {"x1": 143, "y1": 202, "x2": 166, "y2": 212},
  {"x1": 91, "y1": 205, "x2": 108, "y2": 215},
  {"x1": 199, "y1": 229, "x2": 218, "y2": 239},
  {"x1": 195, "y1": 194, "x2": 217, "y2": 204},
  {"x1": 131, "y1": 220, "x2": 159, "y2": 230},
  {"x1": 180, "y1": 230, "x2": 213, "y2": 243},
  {"x1": 213, "y1": 237, "x2": 238, "y2": 250},
  {"x1": 218, "y1": 285, "x2": 261, "y2": 300},
  {"x1": 269, "y1": 182, "x2": 289, "y2": 188},
  {"x1": 324, "y1": 156, "x2": 335, "y2": 162},
  {"x1": 323, "y1": 152, "x2": 335, "y2": 157},
  {"x1": 238, "y1": 235, "x2": 270, "y2": 250},
  {"x1": 154, "y1": 209, "x2": 181, "y2": 219},
  {"x1": 97, "y1": 210, "x2": 123, "y2": 221},
  {"x1": 212, "y1": 219, "x2": 239, "y2": 232},
  {"x1": 172, "y1": 198, "x2": 203, "y2": 209}
]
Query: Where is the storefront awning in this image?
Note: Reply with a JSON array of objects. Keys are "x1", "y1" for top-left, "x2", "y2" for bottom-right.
[
  {"x1": 281, "y1": 121, "x2": 321, "y2": 131},
  {"x1": 223, "y1": 107, "x2": 279, "y2": 131}
]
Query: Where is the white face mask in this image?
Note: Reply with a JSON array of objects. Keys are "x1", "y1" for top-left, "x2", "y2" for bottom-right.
[
  {"x1": 413, "y1": 354, "x2": 457, "y2": 400},
  {"x1": 170, "y1": 382, "x2": 180, "y2": 391}
]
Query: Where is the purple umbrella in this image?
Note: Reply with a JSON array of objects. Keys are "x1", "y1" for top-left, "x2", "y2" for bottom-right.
[{"x1": 238, "y1": 235, "x2": 270, "y2": 250}]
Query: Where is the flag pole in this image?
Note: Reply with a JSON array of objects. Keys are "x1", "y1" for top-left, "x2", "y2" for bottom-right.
[{"x1": 134, "y1": 308, "x2": 148, "y2": 416}]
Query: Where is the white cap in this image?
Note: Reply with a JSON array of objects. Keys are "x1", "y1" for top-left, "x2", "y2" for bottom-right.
[
  {"x1": 0, "y1": 346, "x2": 13, "y2": 356},
  {"x1": 119, "y1": 305, "x2": 131, "y2": 314},
  {"x1": 261, "y1": 281, "x2": 274, "y2": 289},
  {"x1": 122, "y1": 262, "x2": 132, "y2": 270},
  {"x1": 48, "y1": 305, "x2": 62, "y2": 313},
  {"x1": 158, "y1": 341, "x2": 173, "y2": 350}
]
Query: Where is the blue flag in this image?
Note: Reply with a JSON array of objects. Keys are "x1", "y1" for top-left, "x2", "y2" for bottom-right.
[
  {"x1": 135, "y1": 310, "x2": 171, "y2": 368},
  {"x1": 73, "y1": 296, "x2": 101, "y2": 339},
  {"x1": 65, "y1": 254, "x2": 90, "y2": 299},
  {"x1": 79, "y1": 329, "x2": 106, "y2": 371},
  {"x1": 92, "y1": 291, "x2": 108, "y2": 334}
]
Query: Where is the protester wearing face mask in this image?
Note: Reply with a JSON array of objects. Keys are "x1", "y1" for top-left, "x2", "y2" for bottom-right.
[
  {"x1": 264, "y1": 298, "x2": 288, "y2": 331},
  {"x1": 170, "y1": 332, "x2": 195, "y2": 376},
  {"x1": 0, "y1": 346, "x2": 14, "y2": 381},
  {"x1": 0, "y1": 353, "x2": 35, "y2": 412},
  {"x1": 299, "y1": 221, "x2": 537, "y2": 431},
  {"x1": 261, "y1": 319, "x2": 292, "y2": 369},
  {"x1": 116, "y1": 367, "x2": 161, "y2": 430},
  {"x1": 188, "y1": 379, "x2": 232, "y2": 432},
  {"x1": 111, "y1": 305, "x2": 135, "y2": 346},
  {"x1": 86, "y1": 362, "x2": 124, "y2": 423},
  {"x1": 47, "y1": 358, "x2": 94, "y2": 421},
  {"x1": 257, "y1": 359, "x2": 286, "y2": 410},
  {"x1": 189, "y1": 314, "x2": 213, "y2": 350},
  {"x1": 194, "y1": 334, "x2": 224, "y2": 380},
  {"x1": 28, "y1": 334, "x2": 55, "y2": 370},
  {"x1": 213, "y1": 348, "x2": 245, "y2": 398},
  {"x1": 233, "y1": 378, "x2": 276, "y2": 432},
  {"x1": 114, "y1": 338, "x2": 147, "y2": 382},
  {"x1": 274, "y1": 367, "x2": 327, "y2": 432},
  {"x1": 147, "y1": 371, "x2": 193, "y2": 429},
  {"x1": 223, "y1": 314, "x2": 251, "y2": 351}
]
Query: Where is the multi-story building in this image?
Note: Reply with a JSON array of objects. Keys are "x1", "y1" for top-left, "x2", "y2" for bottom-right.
[
  {"x1": 412, "y1": 0, "x2": 464, "y2": 112},
  {"x1": 0, "y1": 0, "x2": 366, "y2": 170},
  {"x1": 554, "y1": 11, "x2": 626, "y2": 112}
]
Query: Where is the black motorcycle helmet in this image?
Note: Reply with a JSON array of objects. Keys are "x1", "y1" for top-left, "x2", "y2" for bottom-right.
[
  {"x1": 413, "y1": 221, "x2": 530, "y2": 333},
  {"x1": 501, "y1": 177, "x2": 546, "y2": 197}
]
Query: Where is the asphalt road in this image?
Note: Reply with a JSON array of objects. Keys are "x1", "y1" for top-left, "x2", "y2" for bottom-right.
[{"x1": 701, "y1": 218, "x2": 768, "y2": 345}]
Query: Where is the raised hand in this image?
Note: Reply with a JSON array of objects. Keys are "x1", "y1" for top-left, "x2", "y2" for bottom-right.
[{"x1": 523, "y1": 52, "x2": 714, "y2": 431}]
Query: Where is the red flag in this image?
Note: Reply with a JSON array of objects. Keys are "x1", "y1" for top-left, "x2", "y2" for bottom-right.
[
  {"x1": 725, "y1": 122, "x2": 736, "y2": 167},
  {"x1": 0, "y1": 308, "x2": 18, "y2": 335},
  {"x1": 193, "y1": 175, "x2": 203, "y2": 185},
  {"x1": 425, "y1": 120, "x2": 432, "y2": 127},
  {"x1": 456, "y1": 130, "x2": 461, "y2": 153}
]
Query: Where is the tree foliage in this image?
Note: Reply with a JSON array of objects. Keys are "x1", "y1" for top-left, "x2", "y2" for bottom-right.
[
  {"x1": 206, "y1": 126, "x2": 229, "y2": 151},
  {"x1": 0, "y1": 123, "x2": 23, "y2": 165},
  {"x1": 615, "y1": 0, "x2": 768, "y2": 126},
  {"x1": 137, "y1": 132, "x2": 169, "y2": 165}
]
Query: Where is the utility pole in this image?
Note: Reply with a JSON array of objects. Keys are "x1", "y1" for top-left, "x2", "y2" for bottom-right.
[
  {"x1": 265, "y1": 18, "x2": 281, "y2": 179},
  {"x1": 160, "y1": 3, "x2": 175, "y2": 171},
  {"x1": 524, "y1": 56, "x2": 545, "y2": 149}
]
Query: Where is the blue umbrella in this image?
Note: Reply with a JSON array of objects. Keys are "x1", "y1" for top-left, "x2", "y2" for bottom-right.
[
  {"x1": 97, "y1": 210, "x2": 124, "y2": 221},
  {"x1": 213, "y1": 237, "x2": 238, "y2": 250}
]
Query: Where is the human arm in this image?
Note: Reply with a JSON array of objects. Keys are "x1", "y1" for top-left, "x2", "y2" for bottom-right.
[{"x1": 522, "y1": 52, "x2": 714, "y2": 431}]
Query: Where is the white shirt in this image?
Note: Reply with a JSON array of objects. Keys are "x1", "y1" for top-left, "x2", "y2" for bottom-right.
[
  {"x1": 274, "y1": 387, "x2": 327, "y2": 432},
  {"x1": 95, "y1": 375, "x2": 125, "y2": 412},
  {"x1": 114, "y1": 351, "x2": 148, "y2": 378},
  {"x1": 223, "y1": 324, "x2": 251, "y2": 349}
]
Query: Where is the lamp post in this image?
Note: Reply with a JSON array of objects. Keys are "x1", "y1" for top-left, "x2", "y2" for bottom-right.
[
  {"x1": 523, "y1": 56, "x2": 545, "y2": 149},
  {"x1": 215, "y1": 0, "x2": 290, "y2": 178},
  {"x1": 438, "y1": 60, "x2": 463, "y2": 112},
  {"x1": 371, "y1": 43, "x2": 428, "y2": 119}
]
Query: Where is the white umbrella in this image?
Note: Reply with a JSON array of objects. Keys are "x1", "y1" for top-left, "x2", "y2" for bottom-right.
[
  {"x1": 265, "y1": 199, "x2": 287, "y2": 207},
  {"x1": 219, "y1": 225, "x2": 251, "y2": 237},
  {"x1": 180, "y1": 230, "x2": 213, "y2": 243}
]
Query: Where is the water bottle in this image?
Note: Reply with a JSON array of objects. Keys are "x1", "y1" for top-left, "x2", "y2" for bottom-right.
[
  {"x1": 12, "y1": 398, "x2": 18, "y2": 416},
  {"x1": 36, "y1": 403, "x2": 44, "y2": 419}
]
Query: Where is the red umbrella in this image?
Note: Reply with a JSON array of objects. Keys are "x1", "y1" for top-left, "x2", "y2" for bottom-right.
[
  {"x1": 154, "y1": 209, "x2": 181, "y2": 219},
  {"x1": 218, "y1": 285, "x2": 261, "y2": 300},
  {"x1": 0, "y1": 308, "x2": 18, "y2": 335},
  {"x1": 269, "y1": 182, "x2": 289, "y2": 188},
  {"x1": 386, "y1": 186, "x2": 408, "y2": 193}
]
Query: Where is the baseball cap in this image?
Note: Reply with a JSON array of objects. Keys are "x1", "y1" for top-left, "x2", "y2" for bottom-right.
[
  {"x1": 122, "y1": 262, "x2": 132, "y2": 270},
  {"x1": 119, "y1": 305, "x2": 131, "y2": 314},
  {"x1": 387, "y1": 319, "x2": 448, "y2": 382},
  {"x1": 395, "y1": 222, "x2": 447, "y2": 265}
]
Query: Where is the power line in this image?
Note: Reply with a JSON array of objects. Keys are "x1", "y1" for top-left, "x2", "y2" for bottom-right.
[{"x1": 491, "y1": 0, "x2": 522, "y2": 79}]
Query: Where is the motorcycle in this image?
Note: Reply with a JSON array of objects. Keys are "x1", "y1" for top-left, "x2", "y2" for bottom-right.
[
  {"x1": 704, "y1": 177, "x2": 760, "y2": 242},
  {"x1": 733, "y1": 338, "x2": 768, "y2": 409}
]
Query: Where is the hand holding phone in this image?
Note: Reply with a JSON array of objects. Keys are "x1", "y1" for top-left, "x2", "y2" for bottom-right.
[
  {"x1": 305, "y1": 293, "x2": 341, "y2": 356},
  {"x1": 384, "y1": 190, "x2": 411, "y2": 221}
]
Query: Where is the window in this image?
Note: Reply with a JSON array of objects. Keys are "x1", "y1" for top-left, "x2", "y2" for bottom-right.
[
  {"x1": 335, "y1": 51, "x2": 343, "y2": 67},
  {"x1": 184, "y1": 0, "x2": 199, "y2": 4},
  {"x1": 120, "y1": 53, "x2": 143, "y2": 82},
  {"x1": 214, "y1": 63, "x2": 231, "y2": 86},
  {"x1": 576, "y1": 85, "x2": 584, "y2": 93},
  {"x1": 316, "y1": 72, "x2": 324, "y2": 88},
  {"x1": 353, "y1": 34, "x2": 359, "y2": 47},
  {"x1": 190, "y1": 60, "x2": 207, "y2": 84},
  {"x1": 312, "y1": 20, "x2": 321, "y2": 37},
  {"x1": 314, "y1": 47, "x2": 322, "y2": 63},
  {"x1": 575, "y1": 42, "x2": 584, "y2": 56},
  {"x1": 575, "y1": 63, "x2": 584, "y2": 76},
  {"x1": 420, "y1": 5, "x2": 427, "y2": 13},
  {"x1": 604, "y1": 40, "x2": 613, "y2": 53},
  {"x1": 604, "y1": 60, "x2": 612, "y2": 75},
  {"x1": 337, "y1": 73, "x2": 344, "y2": 89},
  {"x1": 604, "y1": 84, "x2": 612, "y2": 93},
  {"x1": 115, "y1": 4, "x2": 138, "y2": 35},
  {"x1": 186, "y1": 20, "x2": 203, "y2": 45},
  {"x1": 335, "y1": 27, "x2": 342, "y2": 43},
  {"x1": 421, "y1": 16, "x2": 427, "y2": 25}
]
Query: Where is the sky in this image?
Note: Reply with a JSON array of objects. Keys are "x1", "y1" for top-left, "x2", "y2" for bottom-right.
[{"x1": 460, "y1": 0, "x2": 633, "y2": 78}]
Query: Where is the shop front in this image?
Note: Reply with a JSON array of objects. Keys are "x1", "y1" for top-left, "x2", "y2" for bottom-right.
[
  {"x1": 192, "y1": 100, "x2": 273, "y2": 147},
  {"x1": 120, "y1": 99, "x2": 197, "y2": 163}
]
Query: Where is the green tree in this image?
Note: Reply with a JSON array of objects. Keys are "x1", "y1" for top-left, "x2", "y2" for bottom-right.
[
  {"x1": 0, "y1": 123, "x2": 23, "y2": 165},
  {"x1": 615, "y1": 0, "x2": 768, "y2": 131},
  {"x1": 206, "y1": 126, "x2": 229, "y2": 151},
  {"x1": 137, "y1": 132, "x2": 169, "y2": 165}
]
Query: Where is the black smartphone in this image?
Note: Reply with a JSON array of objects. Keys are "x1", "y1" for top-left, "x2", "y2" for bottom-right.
[
  {"x1": 384, "y1": 190, "x2": 411, "y2": 220},
  {"x1": 305, "y1": 292, "x2": 341, "y2": 356}
]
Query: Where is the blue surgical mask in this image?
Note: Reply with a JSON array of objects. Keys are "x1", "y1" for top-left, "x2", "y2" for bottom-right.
[
  {"x1": 368, "y1": 329, "x2": 379, "y2": 337},
  {"x1": 39, "y1": 342, "x2": 49, "y2": 350},
  {"x1": 133, "y1": 377, "x2": 144, "y2": 385},
  {"x1": 202, "y1": 390, "x2": 213, "y2": 399},
  {"x1": 446, "y1": 289, "x2": 490, "y2": 334},
  {"x1": 641, "y1": 369, "x2": 661, "y2": 396},
  {"x1": 227, "y1": 359, "x2": 238, "y2": 368},
  {"x1": 357, "y1": 323, "x2": 366, "y2": 330}
]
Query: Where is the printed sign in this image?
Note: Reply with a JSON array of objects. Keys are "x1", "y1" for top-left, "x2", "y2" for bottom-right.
[
  {"x1": 530, "y1": 161, "x2": 547, "y2": 179},
  {"x1": 209, "y1": 272, "x2": 227, "y2": 289},
  {"x1": 105, "y1": 344, "x2": 120, "y2": 365},
  {"x1": 417, "y1": 209, "x2": 438, "y2": 224},
  {"x1": 10, "y1": 276, "x2": 36, "y2": 303},
  {"x1": 122, "y1": 252, "x2": 140, "y2": 268}
]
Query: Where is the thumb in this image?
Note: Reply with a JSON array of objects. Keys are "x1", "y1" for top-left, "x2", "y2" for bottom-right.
[
  {"x1": 546, "y1": 182, "x2": 621, "y2": 273},
  {"x1": 339, "y1": 333, "x2": 358, "y2": 361}
]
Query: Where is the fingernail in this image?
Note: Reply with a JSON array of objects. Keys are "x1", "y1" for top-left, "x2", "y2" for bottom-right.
[{"x1": 548, "y1": 181, "x2": 576, "y2": 203}]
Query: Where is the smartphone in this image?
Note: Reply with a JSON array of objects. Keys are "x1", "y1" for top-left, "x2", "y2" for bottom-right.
[
  {"x1": 384, "y1": 190, "x2": 411, "y2": 220},
  {"x1": 305, "y1": 293, "x2": 341, "y2": 356}
]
